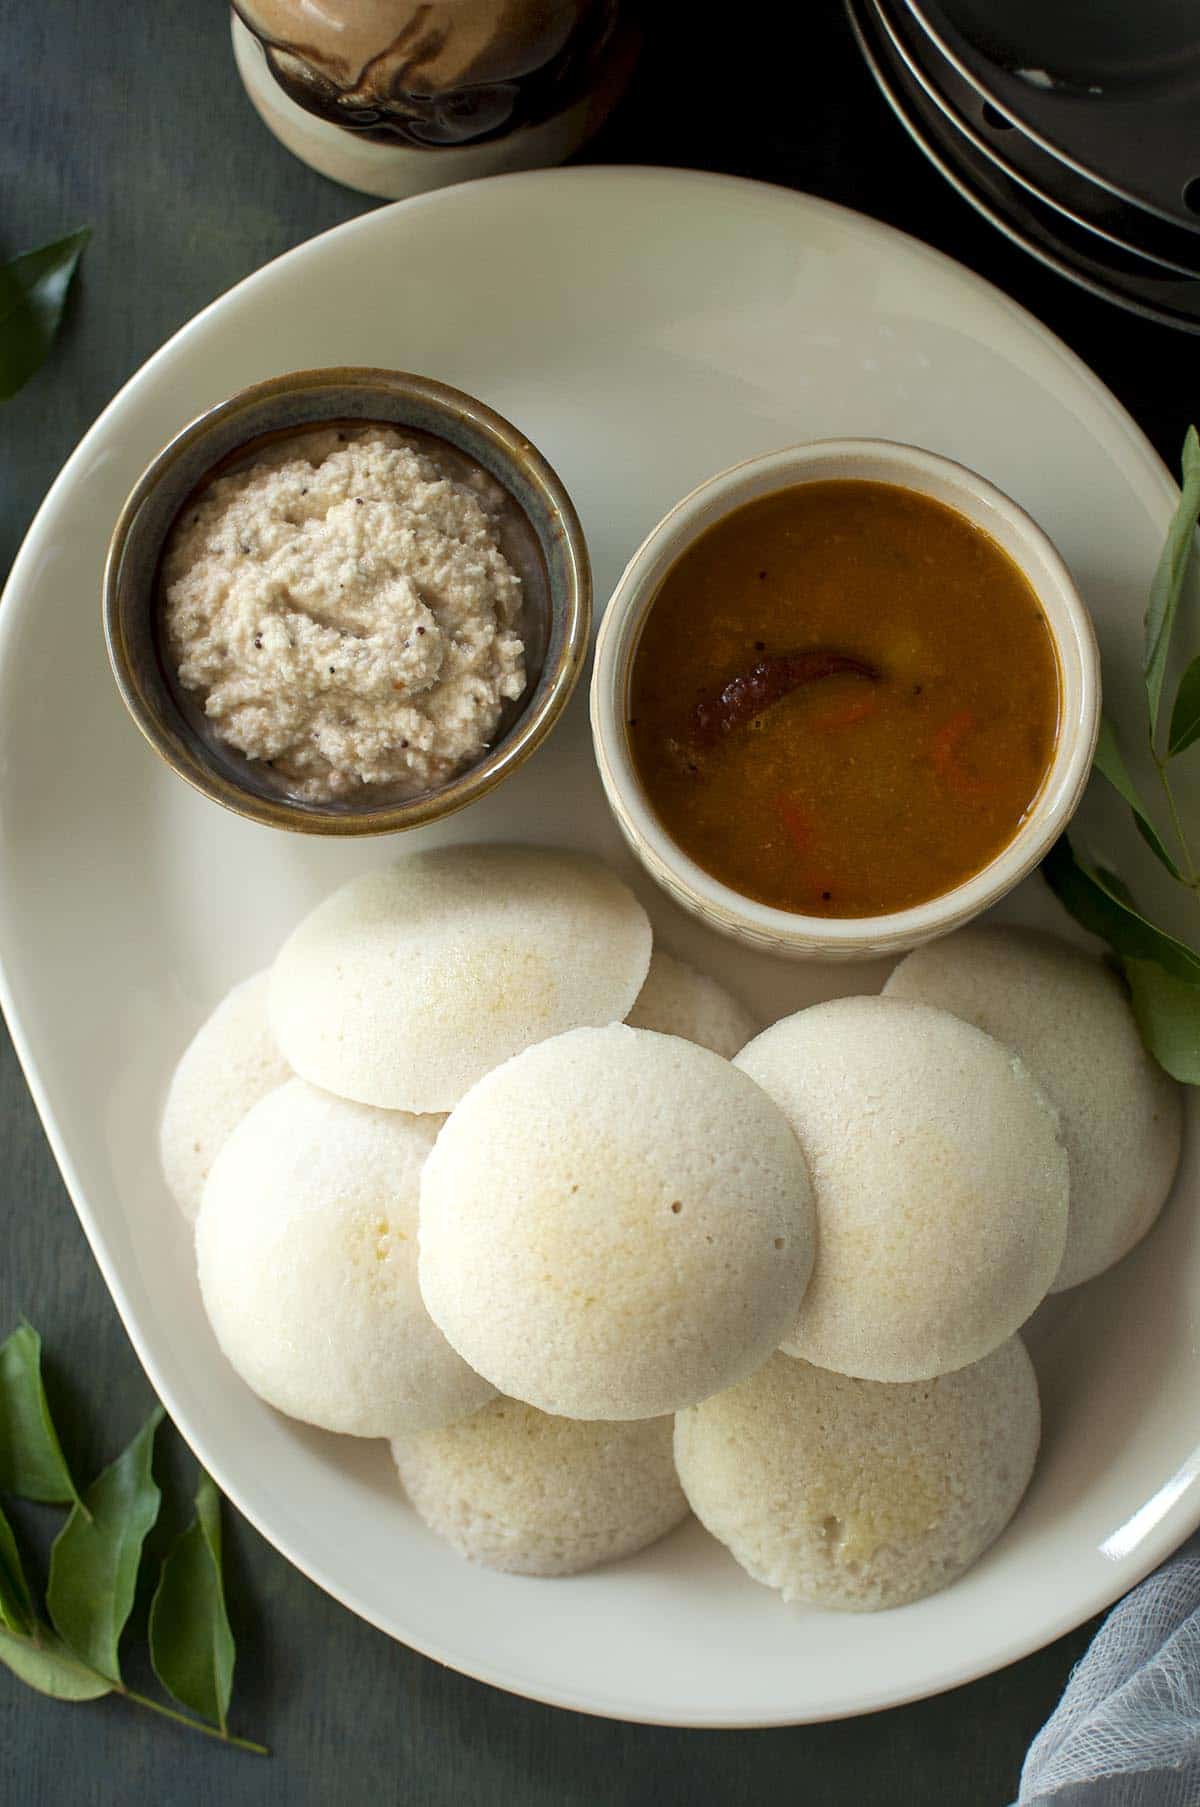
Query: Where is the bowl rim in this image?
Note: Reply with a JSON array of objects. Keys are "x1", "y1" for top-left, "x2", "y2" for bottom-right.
[
  {"x1": 591, "y1": 436, "x2": 1102, "y2": 955},
  {"x1": 103, "y1": 365, "x2": 592, "y2": 836}
]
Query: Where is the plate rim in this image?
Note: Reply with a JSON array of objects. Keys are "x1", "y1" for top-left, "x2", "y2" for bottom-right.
[{"x1": 0, "y1": 163, "x2": 1195, "y2": 1727}]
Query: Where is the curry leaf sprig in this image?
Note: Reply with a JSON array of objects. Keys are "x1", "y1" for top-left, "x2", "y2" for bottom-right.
[
  {"x1": 1043, "y1": 427, "x2": 1200, "y2": 1082},
  {"x1": 0, "y1": 228, "x2": 89, "y2": 402},
  {"x1": 0, "y1": 1322, "x2": 265, "y2": 1754}
]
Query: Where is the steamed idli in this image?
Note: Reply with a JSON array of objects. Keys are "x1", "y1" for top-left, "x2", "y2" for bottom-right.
[
  {"x1": 419, "y1": 1024, "x2": 816, "y2": 1420},
  {"x1": 160, "y1": 971, "x2": 291, "y2": 1221},
  {"x1": 884, "y1": 925, "x2": 1182, "y2": 1291},
  {"x1": 269, "y1": 845, "x2": 652, "y2": 1113},
  {"x1": 196, "y1": 1079, "x2": 494, "y2": 1438},
  {"x1": 393, "y1": 1398, "x2": 689, "y2": 1576},
  {"x1": 626, "y1": 949, "x2": 757, "y2": 1057},
  {"x1": 735, "y1": 996, "x2": 1068, "y2": 1381},
  {"x1": 674, "y1": 1339, "x2": 1039, "y2": 1610}
]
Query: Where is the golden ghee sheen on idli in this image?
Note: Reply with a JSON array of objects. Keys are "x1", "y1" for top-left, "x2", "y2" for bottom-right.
[
  {"x1": 269, "y1": 845, "x2": 652, "y2": 1113},
  {"x1": 418, "y1": 1024, "x2": 816, "y2": 1420},
  {"x1": 626, "y1": 949, "x2": 758, "y2": 1057},
  {"x1": 196, "y1": 1079, "x2": 494, "y2": 1438},
  {"x1": 393, "y1": 1398, "x2": 689, "y2": 1577},
  {"x1": 159, "y1": 971, "x2": 291, "y2": 1221},
  {"x1": 884, "y1": 925, "x2": 1182, "y2": 1291},
  {"x1": 674, "y1": 1340, "x2": 1039, "y2": 1611},
  {"x1": 735, "y1": 996, "x2": 1068, "y2": 1381}
]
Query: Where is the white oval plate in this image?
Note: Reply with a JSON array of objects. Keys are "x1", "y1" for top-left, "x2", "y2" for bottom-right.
[{"x1": 1, "y1": 167, "x2": 1197, "y2": 1728}]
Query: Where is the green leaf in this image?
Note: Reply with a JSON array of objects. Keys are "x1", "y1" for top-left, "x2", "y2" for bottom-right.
[
  {"x1": 1168, "y1": 653, "x2": 1200, "y2": 759},
  {"x1": 0, "y1": 1321, "x2": 83, "y2": 1509},
  {"x1": 1144, "y1": 426, "x2": 1200, "y2": 738},
  {"x1": 1092, "y1": 714, "x2": 1182, "y2": 879},
  {"x1": 0, "y1": 227, "x2": 89, "y2": 401},
  {"x1": 0, "y1": 1505, "x2": 34, "y2": 1636},
  {"x1": 0, "y1": 1623, "x2": 112, "y2": 1701},
  {"x1": 1041, "y1": 834, "x2": 1200, "y2": 985},
  {"x1": 1122, "y1": 958, "x2": 1200, "y2": 1083},
  {"x1": 1094, "y1": 863, "x2": 1137, "y2": 910},
  {"x1": 46, "y1": 1407, "x2": 163, "y2": 1683},
  {"x1": 149, "y1": 1470, "x2": 234, "y2": 1733}
]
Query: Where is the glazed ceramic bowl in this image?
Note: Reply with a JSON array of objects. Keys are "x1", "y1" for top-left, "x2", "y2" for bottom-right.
[
  {"x1": 591, "y1": 438, "x2": 1100, "y2": 959},
  {"x1": 104, "y1": 367, "x2": 590, "y2": 835}
]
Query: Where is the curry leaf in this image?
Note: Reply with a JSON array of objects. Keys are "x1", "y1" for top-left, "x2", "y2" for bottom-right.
[
  {"x1": 1092, "y1": 714, "x2": 1182, "y2": 879},
  {"x1": 0, "y1": 227, "x2": 89, "y2": 401},
  {"x1": 1144, "y1": 425, "x2": 1200, "y2": 739},
  {"x1": 149, "y1": 1470, "x2": 234, "y2": 1733},
  {"x1": 1123, "y1": 958, "x2": 1200, "y2": 1083},
  {"x1": 0, "y1": 1505, "x2": 35, "y2": 1636},
  {"x1": 46, "y1": 1407, "x2": 163, "y2": 1683},
  {"x1": 0, "y1": 1321, "x2": 82, "y2": 1509},
  {"x1": 1168, "y1": 654, "x2": 1200, "y2": 759},
  {"x1": 0, "y1": 1624, "x2": 112, "y2": 1701},
  {"x1": 1048, "y1": 430, "x2": 1200, "y2": 1082},
  {"x1": 1041, "y1": 835, "x2": 1200, "y2": 984},
  {"x1": 0, "y1": 1332, "x2": 264, "y2": 1751},
  {"x1": 1092, "y1": 862, "x2": 1135, "y2": 909}
]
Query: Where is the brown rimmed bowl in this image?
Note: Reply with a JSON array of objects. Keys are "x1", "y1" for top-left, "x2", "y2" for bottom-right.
[{"x1": 104, "y1": 367, "x2": 591, "y2": 835}]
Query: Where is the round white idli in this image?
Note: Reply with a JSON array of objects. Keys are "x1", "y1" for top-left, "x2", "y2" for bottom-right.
[
  {"x1": 626, "y1": 949, "x2": 757, "y2": 1057},
  {"x1": 196, "y1": 1079, "x2": 494, "y2": 1438},
  {"x1": 674, "y1": 1339, "x2": 1039, "y2": 1611},
  {"x1": 393, "y1": 1398, "x2": 689, "y2": 1577},
  {"x1": 160, "y1": 971, "x2": 291, "y2": 1221},
  {"x1": 884, "y1": 924, "x2": 1182, "y2": 1291},
  {"x1": 735, "y1": 996, "x2": 1068, "y2": 1381},
  {"x1": 419, "y1": 1023, "x2": 815, "y2": 1420},
  {"x1": 269, "y1": 844, "x2": 652, "y2": 1113}
]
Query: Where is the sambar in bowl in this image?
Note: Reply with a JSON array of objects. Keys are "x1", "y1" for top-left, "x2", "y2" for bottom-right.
[{"x1": 591, "y1": 440, "x2": 1099, "y2": 960}]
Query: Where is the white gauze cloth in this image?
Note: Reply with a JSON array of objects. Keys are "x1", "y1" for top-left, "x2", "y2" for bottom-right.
[{"x1": 1018, "y1": 1533, "x2": 1200, "y2": 1806}]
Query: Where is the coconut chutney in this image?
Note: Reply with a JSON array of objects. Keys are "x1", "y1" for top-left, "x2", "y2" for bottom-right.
[{"x1": 162, "y1": 425, "x2": 527, "y2": 803}]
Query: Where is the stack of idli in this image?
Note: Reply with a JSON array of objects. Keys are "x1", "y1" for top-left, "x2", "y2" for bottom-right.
[
  {"x1": 418, "y1": 1022, "x2": 814, "y2": 1420},
  {"x1": 196, "y1": 1080, "x2": 493, "y2": 1438},
  {"x1": 883, "y1": 925, "x2": 1182, "y2": 1291},
  {"x1": 159, "y1": 841, "x2": 660, "y2": 1226},
  {"x1": 393, "y1": 1401, "x2": 689, "y2": 1577},
  {"x1": 675, "y1": 1340, "x2": 1040, "y2": 1610},
  {"x1": 161, "y1": 844, "x2": 1183, "y2": 1609},
  {"x1": 159, "y1": 972, "x2": 290, "y2": 1221},
  {"x1": 735, "y1": 995, "x2": 1069, "y2": 1382},
  {"x1": 165, "y1": 843, "x2": 774, "y2": 1575},
  {"x1": 671, "y1": 926, "x2": 1180, "y2": 1614},
  {"x1": 268, "y1": 845, "x2": 654, "y2": 1113},
  {"x1": 626, "y1": 948, "x2": 758, "y2": 1058}
]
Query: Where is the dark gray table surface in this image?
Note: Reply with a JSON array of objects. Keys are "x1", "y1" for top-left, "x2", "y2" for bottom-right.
[{"x1": 0, "y1": 3, "x2": 1192, "y2": 1802}]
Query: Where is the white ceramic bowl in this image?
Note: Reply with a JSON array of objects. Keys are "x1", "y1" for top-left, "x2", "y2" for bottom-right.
[{"x1": 591, "y1": 438, "x2": 1101, "y2": 959}]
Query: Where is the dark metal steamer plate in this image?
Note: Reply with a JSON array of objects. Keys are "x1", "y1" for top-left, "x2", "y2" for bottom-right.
[
  {"x1": 846, "y1": 0, "x2": 1200, "y2": 331},
  {"x1": 877, "y1": 0, "x2": 1200, "y2": 278},
  {"x1": 903, "y1": 0, "x2": 1200, "y2": 233}
]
